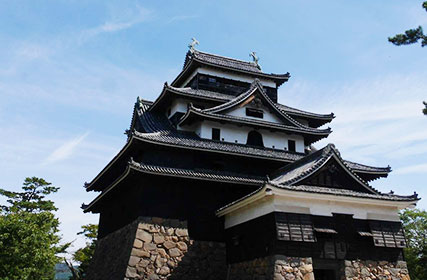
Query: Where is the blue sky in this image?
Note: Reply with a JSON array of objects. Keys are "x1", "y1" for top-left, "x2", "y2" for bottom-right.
[{"x1": 0, "y1": 1, "x2": 426, "y2": 254}]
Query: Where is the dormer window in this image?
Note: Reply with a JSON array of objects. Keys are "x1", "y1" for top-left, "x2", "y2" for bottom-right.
[
  {"x1": 212, "y1": 128, "x2": 221, "y2": 141},
  {"x1": 288, "y1": 140, "x2": 296, "y2": 152},
  {"x1": 246, "y1": 108, "x2": 263, "y2": 119}
]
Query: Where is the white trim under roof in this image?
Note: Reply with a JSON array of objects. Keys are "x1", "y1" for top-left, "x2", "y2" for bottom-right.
[{"x1": 217, "y1": 185, "x2": 416, "y2": 229}]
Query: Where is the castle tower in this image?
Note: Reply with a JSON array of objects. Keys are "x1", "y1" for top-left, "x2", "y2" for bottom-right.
[{"x1": 83, "y1": 46, "x2": 418, "y2": 280}]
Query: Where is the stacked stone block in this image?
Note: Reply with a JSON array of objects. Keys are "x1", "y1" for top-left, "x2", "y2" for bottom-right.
[
  {"x1": 124, "y1": 217, "x2": 226, "y2": 280},
  {"x1": 227, "y1": 255, "x2": 314, "y2": 280},
  {"x1": 343, "y1": 260, "x2": 410, "y2": 280},
  {"x1": 273, "y1": 256, "x2": 314, "y2": 280}
]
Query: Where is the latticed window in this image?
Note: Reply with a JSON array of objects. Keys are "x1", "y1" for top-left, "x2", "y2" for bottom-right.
[
  {"x1": 369, "y1": 221, "x2": 406, "y2": 248},
  {"x1": 276, "y1": 213, "x2": 316, "y2": 242}
]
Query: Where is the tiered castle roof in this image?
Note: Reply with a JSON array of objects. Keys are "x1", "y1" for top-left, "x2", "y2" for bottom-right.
[{"x1": 83, "y1": 47, "x2": 418, "y2": 213}]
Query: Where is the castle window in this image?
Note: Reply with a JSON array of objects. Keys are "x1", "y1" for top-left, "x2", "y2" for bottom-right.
[
  {"x1": 246, "y1": 108, "x2": 263, "y2": 118},
  {"x1": 246, "y1": 130, "x2": 264, "y2": 147},
  {"x1": 288, "y1": 140, "x2": 296, "y2": 152},
  {"x1": 212, "y1": 128, "x2": 221, "y2": 141}
]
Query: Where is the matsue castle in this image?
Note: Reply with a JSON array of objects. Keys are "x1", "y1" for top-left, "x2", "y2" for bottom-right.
[{"x1": 83, "y1": 41, "x2": 419, "y2": 280}]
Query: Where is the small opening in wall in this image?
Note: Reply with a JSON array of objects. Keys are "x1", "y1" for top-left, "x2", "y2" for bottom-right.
[
  {"x1": 272, "y1": 145, "x2": 275, "y2": 149},
  {"x1": 246, "y1": 108, "x2": 264, "y2": 118},
  {"x1": 212, "y1": 128, "x2": 220, "y2": 141},
  {"x1": 235, "y1": 140, "x2": 238, "y2": 143},
  {"x1": 246, "y1": 130, "x2": 264, "y2": 147},
  {"x1": 288, "y1": 140, "x2": 296, "y2": 152},
  {"x1": 221, "y1": 138, "x2": 224, "y2": 141}
]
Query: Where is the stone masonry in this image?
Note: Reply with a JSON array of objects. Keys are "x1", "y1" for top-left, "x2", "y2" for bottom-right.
[
  {"x1": 227, "y1": 255, "x2": 314, "y2": 280},
  {"x1": 343, "y1": 260, "x2": 410, "y2": 280},
  {"x1": 124, "y1": 217, "x2": 226, "y2": 280}
]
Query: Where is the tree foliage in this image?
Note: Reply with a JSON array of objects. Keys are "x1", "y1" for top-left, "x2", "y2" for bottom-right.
[
  {"x1": 388, "y1": 2, "x2": 427, "y2": 47},
  {"x1": 400, "y1": 208, "x2": 427, "y2": 280},
  {"x1": 73, "y1": 224, "x2": 98, "y2": 278},
  {"x1": 0, "y1": 177, "x2": 67, "y2": 280},
  {"x1": 66, "y1": 224, "x2": 98, "y2": 280},
  {"x1": 423, "y1": 101, "x2": 427, "y2": 115}
]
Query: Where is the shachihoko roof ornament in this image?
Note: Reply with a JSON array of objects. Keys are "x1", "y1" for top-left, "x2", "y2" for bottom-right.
[
  {"x1": 188, "y1": 37, "x2": 199, "y2": 53},
  {"x1": 250, "y1": 51, "x2": 261, "y2": 70}
]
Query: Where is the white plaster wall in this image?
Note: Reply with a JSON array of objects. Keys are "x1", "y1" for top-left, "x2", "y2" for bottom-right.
[
  {"x1": 198, "y1": 121, "x2": 305, "y2": 152},
  {"x1": 169, "y1": 99, "x2": 188, "y2": 116},
  {"x1": 226, "y1": 106, "x2": 282, "y2": 123},
  {"x1": 181, "y1": 67, "x2": 277, "y2": 88},
  {"x1": 224, "y1": 194, "x2": 401, "y2": 229}
]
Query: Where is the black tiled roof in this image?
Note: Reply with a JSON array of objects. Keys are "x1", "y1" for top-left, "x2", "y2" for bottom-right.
[
  {"x1": 129, "y1": 159, "x2": 264, "y2": 185},
  {"x1": 166, "y1": 85, "x2": 234, "y2": 102},
  {"x1": 275, "y1": 103, "x2": 334, "y2": 121},
  {"x1": 186, "y1": 50, "x2": 263, "y2": 73},
  {"x1": 271, "y1": 144, "x2": 380, "y2": 194},
  {"x1": 216, "y1": 184, "x2": 419, "y2": 214},
  {"x1": 180, "y1": 105, "x2": 331, "y2": 135},
  {"x1": 133, "y1": 99, "x2": 305, "y2": 161},
  {"x1": 199, "y1": 80, "x2": 331, "y2": 134},
  {"x1": 133, "y1": 131, "x2": 304, "y2": 162},
  {"x1": 176, "y1": 50, "x2": 290, "y2": 87},
  {"x1": 84, "y1": 160, "x2": 265, "y2": 212},
  {"x1": 345, "y1": 160, "x2": 391, "y2": 173},
  {"x1": 149, "y1": 84, "x2": 334, "y2": 125},
  {"x1": 270, "y1": 184, "x2": 418, "y2": 202},
  {"x1": 134, "y1": 99, "x2": 390, "y2": 172}
]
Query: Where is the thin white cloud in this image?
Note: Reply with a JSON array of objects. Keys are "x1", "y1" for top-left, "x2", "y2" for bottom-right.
[
  {"x1": 43, "y1": 132, "x2": 89, "y2": 165},
  {"x1": 395, "y1": 163, "x2": 427, "y2": 175},
  {"x1": 80, "y1": 5, "x2": 152, "y2": 41},
  {"x1": 15, "y1": 44, "x2": 51, "y2": 60},
  {"x1": 166, "y1": 15, "x2": 199, "y2": 24}
]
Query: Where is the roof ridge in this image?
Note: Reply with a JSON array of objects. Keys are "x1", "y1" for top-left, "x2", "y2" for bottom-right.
[
  {"x1": 344, "y1": 159, "x2": 391, "y2": 172},
  {"x1": 200, "y1": 80, "x2": 327, "y2": 131},
  {"x1": 192, "y1": 49, "x2": 258, "y2": 66},
  {"x1": 267, "y1": 183, "x2": 419, "y2": 201}
]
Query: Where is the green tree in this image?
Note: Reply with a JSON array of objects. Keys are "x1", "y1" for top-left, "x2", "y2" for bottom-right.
[
  {"x1": 74, "y1": 224, "x2": 98, "y2": 279},
  {"x1": 423, "y1": 101, "x2": 427, "y2": 115},
  {"x1": 388, "y1": 2, "x2": 427, "y2": 47},
  {"x1": 65, "y1": 224, "x2": 98, "y2": 280},
  {"x1": 0, "y1": 177, "x2": 67, "y2": 280},
  {"x1": 400, "y1": 208, "x2": 427, "y2": 280}
]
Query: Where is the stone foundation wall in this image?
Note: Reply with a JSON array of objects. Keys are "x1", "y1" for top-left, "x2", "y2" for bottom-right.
[
  {"x1": 227, "y1": 255, "x2": 314, "y2": 280},
  {"x1": 87, "y1": 219, "x2": 139, "y2": 280},
  {"x1": 274, "y1": 256, "x2": 314, "y2": 280},
  {"x1": 343, "y1": 260, "x2": 410, "y2": 280},
  {"x1": 124, "y1": 217, "x2": 226, "y2": 280}
]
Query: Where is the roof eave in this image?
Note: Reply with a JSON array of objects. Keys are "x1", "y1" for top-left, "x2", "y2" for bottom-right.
[
  {"x1": 85, "y1": 137, "x2": 135, "y2": 192},
  {"x1": 179, "y1": 108, "x2": 332, "y2": 137},
  {"x1": 216, "y1": 183, "x2": 419, "y2": 217},
  {"x1": 172, "y1": 57, "x2": 290, "y2": 88}
]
